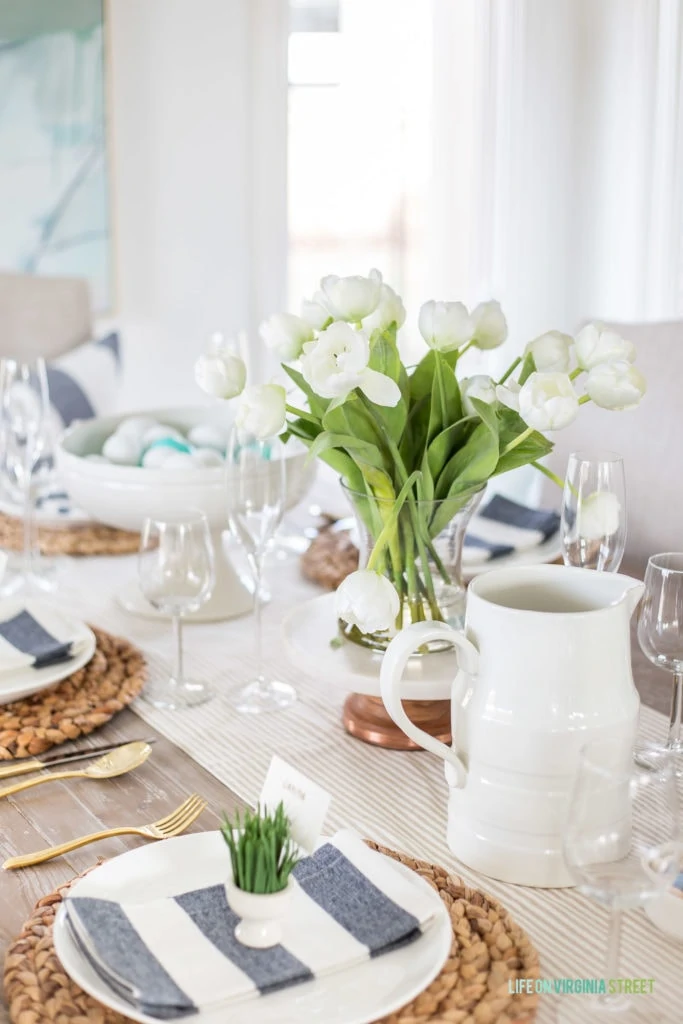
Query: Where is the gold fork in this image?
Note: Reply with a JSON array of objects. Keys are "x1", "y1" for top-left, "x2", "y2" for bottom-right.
[{"x1": 2, "y1": 794, "x2": 207, "y2": 870}]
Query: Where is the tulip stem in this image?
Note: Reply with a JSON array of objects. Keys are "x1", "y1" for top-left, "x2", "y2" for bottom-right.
[
  {"x1": 498, "y1": 357, "x2": 521, "y2": 385},
  {"x1": 531, "y1": 460, "x2": 565, "y2": 490},
  {"x1": 500, "y1": 426, "x2": 533, "y2": 456},
  {"x1": 457, "y1": 340, "x2": 474, "y2": 358},
  {"x1": 286, "y1": 403, "x2": 318, "y2": 424},
  {"x1": 578, "y1": 394, "x2": 591, "y2": 405},
  {"x1": 569, "y1": 368, "x2": 583, "y2": 381}
]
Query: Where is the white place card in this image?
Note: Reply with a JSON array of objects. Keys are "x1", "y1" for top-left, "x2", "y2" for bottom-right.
[{"x1": 259, "y1": 755, "x2": 331, "y2": 853}]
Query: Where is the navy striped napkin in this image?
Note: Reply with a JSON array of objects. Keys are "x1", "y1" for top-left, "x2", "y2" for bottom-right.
[
  {"x1": 64, "y1": 830, "x2": 437, "y2": 1019},
  {"x1": 0, "y1": 604, "x2": 81, "y2": 671},
  {"x1": 463, "y1": 495, "x2": 560, "y2": 567}
]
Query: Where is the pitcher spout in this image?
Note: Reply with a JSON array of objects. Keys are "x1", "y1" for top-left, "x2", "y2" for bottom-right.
[{"x1": 611, "y1": 573, "x2": 645, "y2": 618}]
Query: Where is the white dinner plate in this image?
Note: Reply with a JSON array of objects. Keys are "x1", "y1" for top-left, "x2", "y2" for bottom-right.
[
  {"x1": 462, "y1": 532, "x2": 562, "y2": 579},
  {"x1": 0, "y1": 607, "x2": 96, "y2": 705},
  {"x1": 54, "y1": 830, "x2": 452, "y2": 1024}
]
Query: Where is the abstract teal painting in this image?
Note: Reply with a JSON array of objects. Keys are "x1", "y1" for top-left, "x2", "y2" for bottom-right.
[{"x1": 0, "y1": 0, "x2": 111, "y2": 310}]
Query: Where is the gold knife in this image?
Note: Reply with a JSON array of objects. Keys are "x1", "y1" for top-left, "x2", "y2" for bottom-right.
[{"x1": 0, "y1": 739, "x2": 156, "y2": 780}]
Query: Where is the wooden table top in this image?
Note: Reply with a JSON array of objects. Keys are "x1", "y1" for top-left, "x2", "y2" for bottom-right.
[{"x1": 0, "y1": 623, "x2": 672, "y2": 1023}]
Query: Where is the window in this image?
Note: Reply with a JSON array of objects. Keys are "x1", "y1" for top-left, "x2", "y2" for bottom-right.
[{"x1": 287, "y1": 0, "x2": 432, "y2": 359}]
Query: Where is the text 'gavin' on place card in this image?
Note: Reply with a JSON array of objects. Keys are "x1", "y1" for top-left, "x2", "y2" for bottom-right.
[{"x1": 259, "y1": 755, "x2": 331, "y2": 853}]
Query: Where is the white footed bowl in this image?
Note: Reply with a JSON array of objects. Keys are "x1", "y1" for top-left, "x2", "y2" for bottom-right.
[
  {"x1": 57, "y1": 406, "x2": 314, "y2": 533},
  {"x1": 57, "y1": 407, "x2": 315, "y2": 622}
]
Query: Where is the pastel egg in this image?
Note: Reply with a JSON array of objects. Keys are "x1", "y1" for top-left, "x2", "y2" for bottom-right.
[
  {"x1": 187, "y1": 424, "x2": 226, "y2": 452},
  {"x1": 102, "y1": 433, "x2": 141, "y2": 465},
  {"x1": 191, "y1": 447, "x2": 224, "y2": 468},
  {"x1": 162, "y1": 452, "x2": 195, "y2": 470},
  {"x1": 116, "y1": 416, "x2": 158, "y2": 441},
  {"x1": 141, "y1": 424, "x2": 185, "y2": 448}
]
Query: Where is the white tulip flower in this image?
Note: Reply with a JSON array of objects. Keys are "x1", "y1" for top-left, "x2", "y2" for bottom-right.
[
  {"x1": 235, "y1": 383, "x2": 287, "y2": 440},
  {"x1": 460, "y1": 375, "x2": 497, "y2": 416},
  {"x1": 336, "y1": 569, "x2": 400, "y2": 634},
  {"x1": 585, "y1": 360, "x2": 646, "y2": 410},
  {"x1": 496, "y1": 380, "x2": 521, "y2": 412},
  {"x1": 300, "y1": 321, "x2": 401, "y2": 406},
  {"x1": 361, "y1": 283, "x2": 406, "y2": 334},
  {"x1": 259, "y1": 312, "x2": 314, "y2": 362},
  {"x1": 471, "y1": 300, "x2": 508, "y2": 350},
  {"x1": 518, "y1": 372, "x2": 579, "y2": 431},
  {"x1": 525, "y1": 330, "x2": 573, "y2": 373},
  {"x1": 319, "y1": 269, "x2": 383, "y2": 322},
  {"x1": 418, "y1": 300, "x2": 474, "y2": 352},
  {"x1": 577, "y1": 491, "x2": 621, "y2": 541},
  {"x1": 575, "y1": 324, "x2": 636, "y2": 371},
  {"x1": 194, "y1": 351, "x2": 247, "y2": 400},
  {"x1": 301, "y1": 293, "x2": 332, "y2": 331}
]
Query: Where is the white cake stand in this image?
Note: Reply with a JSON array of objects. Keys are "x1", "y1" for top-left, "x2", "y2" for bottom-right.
[{"x1": 282, "y1": 592, "x2": 456, "y2": 749}]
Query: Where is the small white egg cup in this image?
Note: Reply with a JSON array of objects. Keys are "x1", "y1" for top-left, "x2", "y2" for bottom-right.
[{"x1": 225, "y1": 878, "x2": 294, "y2": 949}]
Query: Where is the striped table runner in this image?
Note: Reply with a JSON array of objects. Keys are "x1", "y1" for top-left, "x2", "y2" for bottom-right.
[{"x1": 66, "y1": 542, "x2": 681, "y2": 1024}]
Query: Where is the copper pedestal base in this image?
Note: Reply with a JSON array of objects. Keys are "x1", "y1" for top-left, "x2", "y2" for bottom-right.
[{"x1": 342, "y1": 693, "x2": 452, "y2": 750}]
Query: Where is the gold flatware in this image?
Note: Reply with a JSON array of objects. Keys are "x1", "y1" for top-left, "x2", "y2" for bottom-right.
[
  {"x1": 3, "y1": 793, "x2": 207, "y2": 870},
  {"x1": 0, "y1": 740, "x2": 152, "y2": 800},
  {"x1": 0, "y1": 738, "x2": 157, "y2": 780}
]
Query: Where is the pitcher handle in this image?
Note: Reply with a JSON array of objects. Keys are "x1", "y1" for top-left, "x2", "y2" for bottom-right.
[{"x1": 380, "y1": 621, "x2": 478, "y2": 788}]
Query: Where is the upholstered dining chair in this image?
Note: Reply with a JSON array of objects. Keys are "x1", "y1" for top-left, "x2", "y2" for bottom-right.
[
  {"x1": 0, "y1": 272, "x2": 92, "y2": 360},
  {"x1": 541, "y1": 319, "x2": 683, "y2": 575}
]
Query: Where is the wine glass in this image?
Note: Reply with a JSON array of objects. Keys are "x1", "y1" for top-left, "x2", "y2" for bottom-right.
[
  {"x1": 138, "y1": 510, "x2": 215, "y2": 710},
  {"x1": 561, "y1": 451, "x2": 626, "y2": 571},
  {"x1": 638, "y1": 553, "x2": 683, "y2": 757},
  {"x1": 562, "y1": 738, "x2": 679, "y2": 1023},
  {"x1": 226, "y1": 428, "x2": 296, "y2": 713},
  {"x1": 0, "y1": 358, "x2": 52, "y2": 596}
]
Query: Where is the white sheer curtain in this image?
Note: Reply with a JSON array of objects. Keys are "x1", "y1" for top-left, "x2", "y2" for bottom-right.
[{"x1": 431, "y1": 0, "x2": 683, "y2": 357}]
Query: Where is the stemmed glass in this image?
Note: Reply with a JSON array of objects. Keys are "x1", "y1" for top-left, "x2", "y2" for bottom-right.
[
  {"x1": 561, "y1": 451, "x2": 626, "y2": 571},
  {"x1": 562, "y1": 739, "x2": 678, "y2": 1023},
  {"x1": 139, "y1": 511, "x2": 215, "y2": 710},
  {"x1": 0, "y1": 358, "x2": 52, "y2": 596},
  {"x1": 226, "y1": 428, "x2": 296, "y2": 713},
  {"x1": 638, "y1": 553, "x2": 683, "y2": 757}
]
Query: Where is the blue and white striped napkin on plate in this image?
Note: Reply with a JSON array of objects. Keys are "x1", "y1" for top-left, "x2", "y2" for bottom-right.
[
  {"x1": 0, "y1": 600, "x2": 91, "y2": 673},
  {"x1": 462, "y1": 495, "x2": 560, "y2": 567},
  {"x1": 64, "y1": 830, "x2": 438, "y2": 1019}
]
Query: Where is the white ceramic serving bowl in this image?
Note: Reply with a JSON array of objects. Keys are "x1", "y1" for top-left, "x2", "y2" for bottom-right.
[
  {"x1": 57, "y1": 406, "x2": 314, "y2": 533},
  {"x1": 56, "y1": 407, "x2": 316, "y2": 621}
]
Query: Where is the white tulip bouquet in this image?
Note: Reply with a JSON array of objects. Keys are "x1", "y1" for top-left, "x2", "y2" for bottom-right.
[{"x1": 196, "y1": 271, "x2": 646, "y2": 648}]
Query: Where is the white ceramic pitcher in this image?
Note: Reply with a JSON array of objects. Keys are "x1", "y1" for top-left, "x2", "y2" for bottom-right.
[{"x1": 380, "y1": 565, "x2": 644, "y2": 887}]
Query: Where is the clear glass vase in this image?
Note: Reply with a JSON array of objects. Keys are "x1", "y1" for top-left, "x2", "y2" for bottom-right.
[{"x1": 340, "y1": 485, "x2": 484, "y2": 653}]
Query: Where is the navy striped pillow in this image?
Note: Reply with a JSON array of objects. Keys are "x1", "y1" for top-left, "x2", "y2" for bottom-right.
[{"x1": 48, "y1": 332, "x2": 121, "y2": 428}]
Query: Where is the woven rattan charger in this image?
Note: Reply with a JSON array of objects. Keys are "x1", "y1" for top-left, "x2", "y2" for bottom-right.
[
  {"x1": 0, "y1": 628, "x2": 147, "y2": 761},
  {"x1": 0, "y1": 511, "x2": 139, "y2": 557},
  {"x1": 3, "y1": 843, "x2": 539, "y2": 1024}
]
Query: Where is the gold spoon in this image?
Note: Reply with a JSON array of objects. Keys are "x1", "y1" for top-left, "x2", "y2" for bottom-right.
[{"x1": 0, "y1": 741, "x2": 152, "y2": 800}]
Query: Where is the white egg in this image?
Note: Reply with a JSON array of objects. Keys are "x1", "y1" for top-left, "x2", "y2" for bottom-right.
[
  {"x1": 102, "y1": 432, "x2": 142, "y2": 465},
  {"x1": 141, "y1": 445, "x2": 172, "y2": 469},
  {"x1": 187, "y1": 423, "x2": 226, "y2": 452},
  {"x1": 162, "y1": 452, "x2": 195, "y2": 470},
  {"x1": 116, "y1": 416, "x2": 158, "y2": 440},
  {"x1": 141, "y1": 424, "x2": 185, "y2": 448},
  {"x1": 191, "y1": 447, "x2": 224, "y2": 468}
]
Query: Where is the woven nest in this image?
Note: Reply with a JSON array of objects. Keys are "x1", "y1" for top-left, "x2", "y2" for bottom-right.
[
  {"x1": 301, "y1": 521, "x2": 359, "y2": 590},
  {"x1": 0, "y1": 628, "x2": 147, "y2": 761},
  {"x1": 3, "y1": 846, "x2": 539, "y2": 1024},
  {"x1": 0, "y1": 512, "x2": 139, "y2": 557}
]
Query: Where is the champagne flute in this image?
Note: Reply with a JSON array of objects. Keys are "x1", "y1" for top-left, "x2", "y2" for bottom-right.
[
  {"x1": 226, "y1": 428, "x2": 296, "y2": 713},
  {"x1": 0, "y1": 358, "x2": 51, "y2": 596},
  {"x1": 561, "y1": 451, "x2": 626, "y2": 571},
  {"x1": 561, "y1": 739, "x2": 678, "y2": 1023},
  {"x1": 638, "y1": 553, "x2": 683, "y2": 757},
  {"x1": 139, "y1": 510, "x2": 215, "y2": 710}
]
